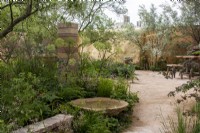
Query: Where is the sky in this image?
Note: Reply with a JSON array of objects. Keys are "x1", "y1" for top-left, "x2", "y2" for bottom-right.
[{"x1": 106, "y1": 0, "x2": 175, "y2": 26}]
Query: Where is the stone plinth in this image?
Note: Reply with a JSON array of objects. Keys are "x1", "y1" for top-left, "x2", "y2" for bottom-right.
[{"x1": 70, "y1": 97, "x2": 129, "y2": 116}]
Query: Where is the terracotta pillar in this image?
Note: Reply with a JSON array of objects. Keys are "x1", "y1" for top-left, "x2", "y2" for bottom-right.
[{"x1": 57, "y1": 23, "x2": 79, "y2": 83}]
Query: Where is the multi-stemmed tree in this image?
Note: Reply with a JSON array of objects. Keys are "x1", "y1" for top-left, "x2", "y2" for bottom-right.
[
  {"x1": 162, "y1": 1, "x2": 200, "y2": 47},
  {"x1": 0, "y1": 0, "x2": 127, "y2": 39},
  {"x1": 0, "y1": 0, "x2": 127, "y2": 62},
  {"x1": 122, "y1": 4, "x2": 172, "y2": 68}
]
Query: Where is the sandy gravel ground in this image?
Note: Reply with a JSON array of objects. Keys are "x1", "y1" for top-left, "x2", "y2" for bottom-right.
[{"x1": 123, "y1": 70, "x2": 189, "y2": 133}]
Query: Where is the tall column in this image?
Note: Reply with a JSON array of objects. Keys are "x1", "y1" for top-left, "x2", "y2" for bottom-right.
[{"x1": 57, "y1": 23, "x2": 79, "y2": 84}]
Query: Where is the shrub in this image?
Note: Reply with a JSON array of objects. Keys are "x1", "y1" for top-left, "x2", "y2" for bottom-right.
[
  {"x1": 73, "y1": 112, "x2": 111, "y2": 133},
  {"x1": 0, "y1": 73, "x2": 51, "y2": 128},
  {"x1": 81, "y1": 59, "x2": 99, "y2": 77},
  {"x1": 107, "y1": 118, "x2": 120, "y2": 133},
  {"x1": 111, "y1": 80, "x2": 128, "y2": 100},
  {"x1": 0, "y1": 62, "x2": 14, "y2": 82},
  {"x1": 76, "y1": 78, "x2": 98, "y2": 98},
  {"x1": 111, "y1": 80, "x2": 139, "y2": 108},
  {"x1": 59, "y1": 104, "x2": 133, "y2": 133},
  {"x1": 0, "y1": 58, "x2": 61, "y2": 130},
  {"x1": 149, "y1": 66, "x2": 160, "y2": 71},
  {"x1": 135, "y1": 64, "x2": 143, "y2": 70},
  {"x1": 0, "y1": 120, "x2": 11, "y2": 133},
  {"x1": 58, "y1": 86, "x2": 86, "y2": 101},
  {"x1": 97, "y1": 78, "x2": 114, "y2": 97},
  {"x1": 125, "y1": 92, "x2": 139, "y2": 108},
  {"x1": 109, "y1": 63, "x2": 135, "y2": 79},
  {"x1": 59, "y1": 78, "x2": 139, "y2": 133},
  {"x1": 60, "y1": 104, "x2": 120, "y2": 133},
  {"x1": 9, "y1": 57, "x2": 60, "y2": 92}
]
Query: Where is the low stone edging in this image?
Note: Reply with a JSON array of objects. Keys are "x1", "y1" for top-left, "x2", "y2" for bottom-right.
[{"x1": 13, "y1": 114, "x2": 73, "y2": 133}]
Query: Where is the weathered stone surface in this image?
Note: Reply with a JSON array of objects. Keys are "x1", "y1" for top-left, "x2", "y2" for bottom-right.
[
  {"x1": 70, "y1": 97, "x2": 129, "y2": 116},
  {"x1": 13, "y1": 114, "x2": 73, "y2": 133}
]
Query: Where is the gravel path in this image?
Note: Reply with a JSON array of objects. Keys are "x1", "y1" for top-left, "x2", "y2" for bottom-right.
[{"x1": 123, "y1": 71, "x2": 189, "y2": 133}]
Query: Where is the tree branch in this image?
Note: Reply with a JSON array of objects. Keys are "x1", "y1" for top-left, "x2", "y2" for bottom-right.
[
  {"x1": 0, "y1": 0, "x2": 40, "y2": 39},
  {"x1": 78, "y1": 1, "x2": 111, "y2": 32},
  {"x1": 0, "y1": 1, "x2": 25, "y2": 10},
  {"x1": 78, "y1": 1, "x2": 97, "y2": 32},
  {"x1": 9, "y1": 0, "x2": 14, "y2": 25}
]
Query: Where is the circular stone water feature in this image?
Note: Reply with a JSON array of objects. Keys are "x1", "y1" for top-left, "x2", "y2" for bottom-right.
[{"x1": 70, "y1": 97, "x2": 129, "y2": 115}]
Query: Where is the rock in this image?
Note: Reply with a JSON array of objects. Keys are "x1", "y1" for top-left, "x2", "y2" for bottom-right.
[{"x1": 13, "y1": 114, "x2": 73, "y2": 133}]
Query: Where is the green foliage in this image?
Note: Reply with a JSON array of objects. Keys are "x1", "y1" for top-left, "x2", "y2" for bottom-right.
[
  {"x1": 60, "y1": 104, "x2": 121, "y2": 133},
  {"x1": 191, "y1": 103, "x2": 200, "y2": 116},
  {"x1": 46, "y1": 44, "x2": 56, "y2": 53},
  {"x1": 137, "y1": 4, "x2": 173, "y2": 68},
  {"x1": 59, "y1": 102, "x2": 135, "y2": 133},
  {"x1": 109, "y1": 63, "x2": 136, "y2": 79},
  {"x1": 0, "y1": 120, "x2": 11, "y2": 133},
  {"x1": 0, "y1": 73, "x2": 51, "y2": 128},
  {"x1": 0, "y1": 0, "x2": 61, "y2": 38},
  {"x1": 97, "y1": 78, "x2": 114, "y2": 97},
  {"x1": 168, "y1": 79, "x2": 200, "y2": 96},
  {"x1": 76, "y1": 78, "x2": 98, "y2": 98},
  {"x1": 192, "y1": 51, "x2": 200, "y2": 56},
  {"x1": 79, "y1": 56, "x2": 98, "y2": 78},
  {"x1": 58, "y1": 86, "x2": 86, "y2": 101},
  {"x1": 111, "y1": 80, "x2": 139, "y2": 108},
  {"x1": 149, "y1": 66, "x2": 161, "y2": 71},
  {"x1": 54, "y1": 37, "x2": 76, "y2": 48},
  {"x1": 55, "y1": 38, "x2": 66, "y2": 47},
  {"x1": 107, "y1": 118, "x2": 120, "y2": 132},
  {"x1": 167, "y1": 79, "x2": 200, "y2": 133},
  {"x1": 187, "y1": 103, "x2": 200, "y2": 133},
  {"x1": 126, "y1": 92, "x2": 139, "y2": 108},
  {"x1": 0, "y1": 1, "x2": 135, "y2": 132},
  {"x1": 0, "y1": 58, "x2": 60, "y2": 129},
  {"x1": 135, "y1": 64, "x2": 145, "y2": 70},
  {"x1": 192, "y1": 119, "x2": 200, "y2": 133},
  {"x1": 160, "y1": 106, "x2": 200, "y2": 133},
  {"x1": 146, "y1": 57, "x2": 167, "y2": 71},
  {"x1": 111, "y1": 80, "x2": 128, "y2": 100},
  {"x1": 94, "y1": 42, "x2": 112, "y2": 52},
  {"x1": 0, "y1": 49, "x2": 139, "y2": 133},
  {"x1": 161, "y1": 108, "x2": 187, "y2": 133},
  {"x1": 11, "y1": 57, "x2": 59, "y2": 91},
  {"x1": 73, "y1": 112, "x2": 111, "y2": 133},
  {"x1": 66, "y1": 37, "x2": 76, "y2": 46},
  {"x1": 177, "y1": 109, "x2": 187, "y2": 133},
  {"x1": 59, "y1": 104, "x2": 81, "y2": 116},
  {"x1": 0, "y1": 33, "x2": 19, "y2": 63},
  {"x1": 0, "y1": 62, "x2": 14, "y2": 82}
]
